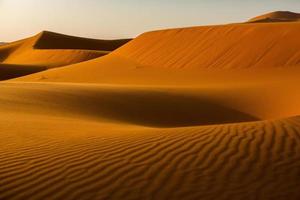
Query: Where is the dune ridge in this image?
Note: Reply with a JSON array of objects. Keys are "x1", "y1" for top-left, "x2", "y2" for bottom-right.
[
  {"x1": 34, "y1": 31, "x2": 131, "y2": 51},
  {"x1": 248, "y1": 11, "x2": 300, "y2": 23},
  {"x1": 0, "y1": 31, "x2": 130, "y2": 80},
  {"x1": 15, "y1": 21, "x2": 300, "y2": 84}
]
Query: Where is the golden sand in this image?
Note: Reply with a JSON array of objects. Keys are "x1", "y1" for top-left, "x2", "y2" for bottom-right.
[{"x1": 1, "y1": 12, "x2": 300, "y2": 199}]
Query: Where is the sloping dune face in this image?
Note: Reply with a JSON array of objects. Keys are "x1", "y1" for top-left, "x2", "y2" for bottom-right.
[
  {"x1": 0, "y1": 31, "x2": 130, "y2": 80},
  {"x1": 2, "y1": 12, "x2": 300, "y2": 200},
  {"x1": 248, "y1": 11, "x2": 300, "y2": 23},
  {"x1": 113, "y1": 22, "x2": 300, "y2": 69},
  {"x1": 34, "y1": 31, "x2": 131, "y2": 51},
  {"x1": 16, "y1": 21, "x2": 300, "y2": 84}
]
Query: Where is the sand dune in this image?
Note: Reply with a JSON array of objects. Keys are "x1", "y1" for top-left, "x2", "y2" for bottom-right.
[
  {"x1": 0, "y1": 83, "x2": 300, "y2": 199},
  {"x1": 0, "y1": 83, "x2": 260, "y2": 127},
  {"x1": 248, "y1": 11, "x2": 300, "y2": 23},
  {"x1": 1, "y1": 11, "x2": 300, "y2": 199},
  {"x1": 15, "y1": 20, "x2": 300, "y2": 84},
  {"x1": 2, "y1": 81, "x2": 300, "y2": 121},
  {"x1": 34, "y1": 31, "x2": 131, "y2": 51},
  {"x1": 0, "y1": 31, "x2": 130, "y2": 80}
]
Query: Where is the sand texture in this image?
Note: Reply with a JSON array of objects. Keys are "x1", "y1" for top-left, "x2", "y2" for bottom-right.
[
  {"x1": 1, "y1": 12, "x2": 300, "y2": 200},
  {"x1": 15, "y1": 21, "x2": 300, "y2": 84},
  {"x1": 0, "y1": 31, "x2": 130, "y2": 80}
]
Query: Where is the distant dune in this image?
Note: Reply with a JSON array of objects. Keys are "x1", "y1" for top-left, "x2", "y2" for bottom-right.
[
  {"x1": 248, "y1": 11, "x2": 300, "y2": 23},
  {"x1": 0, "y1": 31, "x2": 130, "y2": 80},
  {"x1": 1, "y1": 11, "x2": 300, "y2": 199},
  {"x1": 35, "y1": 31, "x2": 131, "y2": 51}
]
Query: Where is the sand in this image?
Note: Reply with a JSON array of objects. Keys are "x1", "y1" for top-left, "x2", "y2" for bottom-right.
[
  {"x1": 15, "y1": 21, "x2": 300, "y2": 84},
  {"x1": 1, "y1": 11, "x2": 300, "y2": 199},
  {"x1": 248, "y1": 11, "x2": 300, "y2": 23},
  {"x1": 1, "y1": 82, "x2": 300, "y2": 199},
  {"x1": 0, "y1": 31, "x2": 130, "y2": 80}
]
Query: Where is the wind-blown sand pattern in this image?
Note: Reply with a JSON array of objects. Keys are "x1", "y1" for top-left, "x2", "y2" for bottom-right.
[{"x1": 1, "y1": 12, "x2": 300, "y2": 199}]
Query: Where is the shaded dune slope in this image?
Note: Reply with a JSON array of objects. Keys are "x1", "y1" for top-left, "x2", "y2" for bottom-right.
[
  {"x1": 34, "y1": 31, "x2": 131, "y2": 51},
  {"x1": 17, "y1": 21, "x2": 300, "y2": 83},
  {"x1": 0, "y1": 31, "x2": 130, "y2": 80},
  {"x1": 0, "y1": 83, "x2": 259, "y2": 127},
  {"x1": 2, "y1": 82, "x2": 300, "y2": 127},
  {"x1": 0, "y1": 64, "x2": 46, "y2": 81}
]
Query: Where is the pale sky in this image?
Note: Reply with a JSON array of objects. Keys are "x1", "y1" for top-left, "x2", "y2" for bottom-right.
[{"x1": 1, "y1": 0, "x2": 300, "y2": 42}]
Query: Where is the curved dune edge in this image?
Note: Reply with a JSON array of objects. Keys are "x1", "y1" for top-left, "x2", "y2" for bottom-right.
[
  {"x1": 0, "y1": 82, "x2": 260, "y2": 127},
  {"x1": 2, "y1": 81, "x2": 300, "y2": 126},
  {"x1": 34, "y1": 31, "x2": 131, "y2": 51},
  {"x1": 14, "y1": 21, "x2": 300, "y2": 84},
  {"x1": 0, "y1": 31, "x2": 130, "y2": 80},
  {"x1": 0, "y1": 32, "x2": 106, "y2": 68}
]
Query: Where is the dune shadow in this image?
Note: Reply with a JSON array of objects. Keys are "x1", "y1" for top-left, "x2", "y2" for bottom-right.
[
  {"x1": 0, "y1": 64, "x2": 47, "y2": 81},
  {"x1": 19, "y1": 86, "x2": 259, "y2": 128},
  {"x1": 34, "y1": 31, "x2": 131, "y2": 51}
]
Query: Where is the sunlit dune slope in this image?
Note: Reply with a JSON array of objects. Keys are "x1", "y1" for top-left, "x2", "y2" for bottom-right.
[
  {"x1": 0, "y1": 31, "x2": 130, "y2": 79},
  {"x1": 248, "y1": 11, "x2": 300, "y2": 23},
  {"x1": 16, "y1": 21, "x2": 300, "y2": 84},
  {"x1": 0, "y1": 82, "x2": 300, "y2": 199}
]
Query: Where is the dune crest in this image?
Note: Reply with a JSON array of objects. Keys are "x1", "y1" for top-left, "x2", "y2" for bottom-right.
[
  {"x1": 249, "y1": 11, "x2": 300, "y2": 23},
  {"x1": 15, "y1": 21, "x2": 300, "y2": 84},
  {"x1": 0, "y1": 31, "x2": 130, "y2": 80},
  {"x1": 34, "y1": 31, "x2": 131, "y2": 51}
]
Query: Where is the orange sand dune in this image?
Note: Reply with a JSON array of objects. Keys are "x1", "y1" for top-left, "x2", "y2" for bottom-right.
[
  {"x1": 2, "y1": 11, "x2": 300, "y2": 199},
  {"x1": 34, "y1": 31, "x2": 131, "y2": 51},
  {"x1": 0, "y1": 82, "x2": 300, "y2": 199},
  {"x1": 0, "y1": 31, "x2": 130, "y2": 79},
  {"x1": 248, "y1": 11, "x2": 300, "y2": 23},
  {"x1": 15, "y1": 20, "x2": 300, "y2": 84}
]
